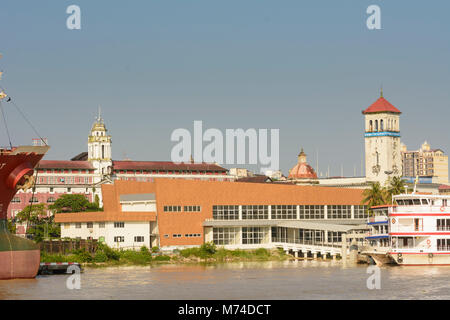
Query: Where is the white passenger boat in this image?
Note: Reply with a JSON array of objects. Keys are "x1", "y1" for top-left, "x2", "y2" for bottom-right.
[{"x1": 388, "y1": 194, "x2": 450, "y2": 265}]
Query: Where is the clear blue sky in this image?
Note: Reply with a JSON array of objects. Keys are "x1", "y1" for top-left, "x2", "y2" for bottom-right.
[{"x1": 1, "y1": 1, "x2": 449, "y2": 176}]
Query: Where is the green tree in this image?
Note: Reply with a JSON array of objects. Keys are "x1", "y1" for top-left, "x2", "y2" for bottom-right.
[
  {"x1": 7, "y1": 219, "x2": 16, "y2": 234},
  {"x1": 386, "y1": 176, "x2": 407, "y2": 202},
  {"x1": 30, "y1": 216, "x2": 61, "y2": 242},
  {"x1": 16, "y1": 204, "x2": 60, "y2": 242},
  {"x1": 16, "y1": 203, "x2": 47, "y2": 229},
  {"x1": 94, "y1": 194, "x2": 100, "y2": 208},
  {"x1": 362, "y1": 182, "x2": 388, "y2": 210},
  {"x1": 49, "y1": 194, "x2": 99, "y2": 213}
]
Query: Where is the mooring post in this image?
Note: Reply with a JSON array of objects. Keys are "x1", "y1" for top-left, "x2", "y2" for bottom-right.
[{"x1": 341, "y1": 234, "x2": 347, "y2": 261}]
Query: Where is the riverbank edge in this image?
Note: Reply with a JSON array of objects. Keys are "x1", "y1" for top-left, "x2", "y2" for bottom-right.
[{"x1": 40, "y1": 247, "x2": 293, "y2": 269}]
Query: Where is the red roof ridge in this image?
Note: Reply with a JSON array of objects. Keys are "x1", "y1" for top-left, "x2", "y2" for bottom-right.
[
  {"x1": 39, "y1": 160, "x2": 94, "y2": 169},
  {"x1": 362, "y1": 96, "x2": 401, "y2": 114}
]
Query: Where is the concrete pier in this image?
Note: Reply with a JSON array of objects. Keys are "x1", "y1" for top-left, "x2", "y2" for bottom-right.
[{"x1": 341, "y1": 234, "x2": 347, "y2": 261}]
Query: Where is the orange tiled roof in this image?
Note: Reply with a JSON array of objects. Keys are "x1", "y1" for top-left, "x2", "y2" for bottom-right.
[{"x1": 55, "y1": 211, "x2": 156, "y2": 223}]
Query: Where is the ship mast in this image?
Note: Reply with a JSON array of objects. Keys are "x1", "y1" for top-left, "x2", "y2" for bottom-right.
[{"x1": 0, "y1": 53, "x2": 13, "y2": 149}]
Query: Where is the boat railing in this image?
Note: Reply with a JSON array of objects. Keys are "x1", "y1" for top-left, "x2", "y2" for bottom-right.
[
  {"x1": 390, "y1": 247, "x2": 425, "y2": 252},
  {"x1": 437, "y1": 226, "x2": 450, "y2": 231},
  {"x1": 392, "y1": 206, "x2": 450, "y2": 213},
  {"x1": 437, "y1": 246, "x2": 450, "y2": 251}
]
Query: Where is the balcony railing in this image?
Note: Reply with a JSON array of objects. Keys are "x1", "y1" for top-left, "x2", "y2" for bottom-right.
[{"x1": 271, "y1": 237, "x2": 343, "y2": 248}]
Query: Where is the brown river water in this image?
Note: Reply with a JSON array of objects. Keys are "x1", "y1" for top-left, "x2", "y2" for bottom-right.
[{"x1": 1, "y1": 261, "x2": 449, "y2": 300}]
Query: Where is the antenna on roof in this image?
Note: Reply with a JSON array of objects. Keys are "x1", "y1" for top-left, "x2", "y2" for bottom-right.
[{"x1": 316, "y1": 148, "x2": 319, "y2": 175}]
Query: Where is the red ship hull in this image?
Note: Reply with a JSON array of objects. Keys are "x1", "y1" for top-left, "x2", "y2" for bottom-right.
[{"x1": 0, "y1": 146, "x2": 49, "y2": 280}]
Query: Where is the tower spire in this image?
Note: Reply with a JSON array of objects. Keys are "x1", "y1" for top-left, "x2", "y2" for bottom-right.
[
  {"x1": 97, "y1": 105, "x2": 102, "y2": 123},
  {"x1": 380, "y1": 85, "x2": 383, "y2": 98}
]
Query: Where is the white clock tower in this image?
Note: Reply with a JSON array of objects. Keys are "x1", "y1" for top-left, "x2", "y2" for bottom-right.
[
  {"x1": 363, "y1": 90, "x2": 402, "y2": 185},
  {"x1": 88, "y1": 108, "x2": 112, "y2": 178}
]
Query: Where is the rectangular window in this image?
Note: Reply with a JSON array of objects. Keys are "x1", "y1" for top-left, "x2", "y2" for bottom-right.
[
  {"x1": 437, "y1": 239, "x2": 450, "y2": 251},
  {"x1": 98, "y1": 222, "x2": 105, "y2": 228},
  {"x1": 114, "y1": 222, "x2": 125, "y2": 228},
  {"x1": 212, "y1": 205, "x2": 239, "y2": 220},
  {"x1": 272, "y1": 227, "x2": 288, "y2": 243},
  {"x1": 354, "y1": 205, "x2": 368, "y2": 219},
  {"x1": 327, "y1": 231, "x2": 343, "y2": 244},
  {"x1": 75, "y1": 223, "x2": 81, "y2": 229},
  {"x1": 242, "y1": 227, "x2": 267, "y2": 244},
  {"x1": 87, "y1": 222, "x2": 93, "y2": 228},
  {"x1": 242, "y1": 205, "x2": 269, "y2": 220},
  {"x1": 272, "y1": 205, "x2": 296, "y2": 220},
  {"x1": 299, "y1": 205, "x2": 325, "y2": 219},
  {"x1": 184, "y1": 205, "x2": 201, "y2": 212},
  {"x1": 414, "y1": 218, "x2": 420, "y2": 231},
  {"x1": 134, "y1": 236, "x2": 144, "y2": 242},
  {"x1": 163, "y1": 205, "x2": 182, "y2": 212},
  {"x1": 437, "y1": 219, "x2": 450, "y2": 231},
  {"x1": 213, "y1": 227, "x2": 239, "y2": 245},
  {"x1": 114, "y1": 236, "x2": 124, "y2": 243}
]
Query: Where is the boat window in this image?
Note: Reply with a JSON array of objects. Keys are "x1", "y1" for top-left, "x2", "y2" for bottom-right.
[
  {"x1": 395, "y1": 199, "x2": 404, "y2": 205},
  {"x1": 413, "y1": 199, "x2": 421, "y2": 205},
  {"x1": 421, "y1": 199, "x2": 429, "y2": 205},
  {"x1": 406, "y1": 199, "x2": 414, "y2": 206}
]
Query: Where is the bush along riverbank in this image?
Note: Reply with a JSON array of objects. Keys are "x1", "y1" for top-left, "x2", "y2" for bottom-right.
[{"x1": 40, "y1": 242, "x2": 290, "y2": 267}]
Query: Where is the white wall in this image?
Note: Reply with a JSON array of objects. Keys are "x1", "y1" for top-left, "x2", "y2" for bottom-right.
[{"x1": 61, "y1": 221, "x2": 151, "y2": 250}]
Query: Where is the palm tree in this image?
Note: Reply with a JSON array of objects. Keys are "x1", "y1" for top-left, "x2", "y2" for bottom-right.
[
  {"x1": 362, "y1": 182, "x2": 388, "y2": 210},
  {"x1": 386, "y1": 176, "x2": 407, "y2": 202}
]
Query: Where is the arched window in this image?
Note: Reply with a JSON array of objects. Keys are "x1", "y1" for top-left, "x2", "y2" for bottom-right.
[
  {"x1": 380, "y1": 119, "x2": 384, "y2": 131},
  {"x1": 29, "y1": 197, "x2": 38, "y2": 203},
  {"x1": 369, "y1": 120, "x2": 373, "y2": 132},
  {"x1": 102, "y1": 145, "x2": 105, "y2": 159},
  {"x1": 375, "y1": 120, "x2": 378, "y2": 132},
  {"x1": 47, "y1": 197, "x2": 56, "y2": 203}
]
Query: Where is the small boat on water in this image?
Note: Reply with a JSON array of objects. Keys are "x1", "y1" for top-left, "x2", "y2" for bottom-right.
[{"x1": 364, "y1": 193, "x2": 450, "y2": 266}]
